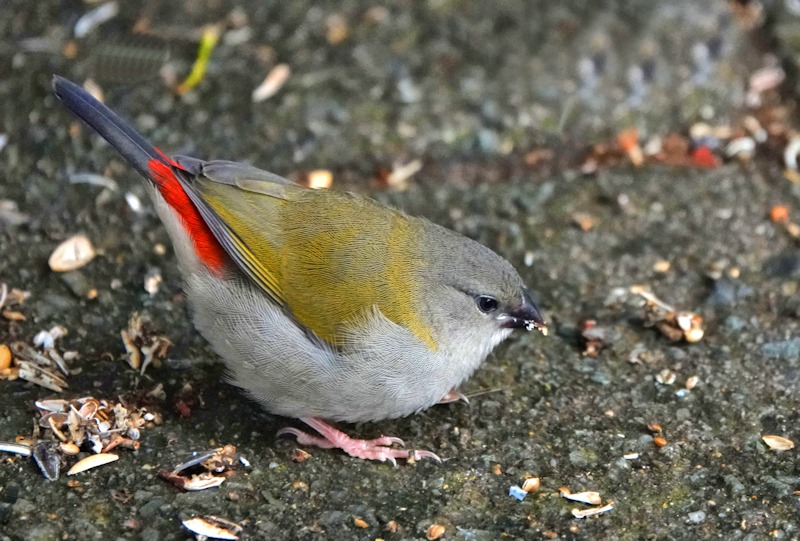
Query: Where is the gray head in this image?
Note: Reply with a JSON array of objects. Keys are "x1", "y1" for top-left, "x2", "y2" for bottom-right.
[{"x1": 416, "y1": 221, "x2": 546, "y2": 356}]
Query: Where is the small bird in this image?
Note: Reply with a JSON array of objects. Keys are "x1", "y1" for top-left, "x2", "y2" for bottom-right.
[{"x1": 53, "y1": 75, "x2": 547, "y2": 465}]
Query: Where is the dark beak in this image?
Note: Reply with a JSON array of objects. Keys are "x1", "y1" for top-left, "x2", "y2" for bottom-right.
[{"x1": 501, "y1": 290, "x2": 547, "y2": 334}]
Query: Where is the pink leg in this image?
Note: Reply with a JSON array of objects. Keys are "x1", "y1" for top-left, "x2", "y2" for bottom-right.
[
  {"x1": 277, "y1": 417, "x2": 441, "y2": 466},
  {"x1": 438, "y1": 389, "x2": 469, "y2": 404}
]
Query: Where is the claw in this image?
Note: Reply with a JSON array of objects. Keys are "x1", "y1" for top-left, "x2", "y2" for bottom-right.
[
  {"x1": 438, "y1": 390, "x2": 470, "y2": 405},
  {"x1": 413, "y1": 450, "x2": 442, "y2": 463}
]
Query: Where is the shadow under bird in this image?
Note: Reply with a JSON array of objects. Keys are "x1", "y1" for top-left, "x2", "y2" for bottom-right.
[{"x1": 52, "y1": 75, "x2": 547, "y2": 464}]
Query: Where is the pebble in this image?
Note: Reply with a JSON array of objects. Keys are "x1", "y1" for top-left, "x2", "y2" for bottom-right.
[
  {"x1": 688, "y1": 510, "x2": 706, "y2": 523},
  {"x1": 724, "y1": 315, "x2": 747, "y2": 332},
  {"x1": 761, "y1": 338, "x2": 800, "y2": 360}
]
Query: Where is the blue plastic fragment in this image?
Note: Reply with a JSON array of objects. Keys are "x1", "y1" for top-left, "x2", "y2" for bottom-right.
[{"x1": 509, "y1": 485, "x2": 527, "y2": 501}]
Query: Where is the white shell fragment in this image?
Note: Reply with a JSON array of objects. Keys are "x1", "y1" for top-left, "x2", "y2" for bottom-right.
[
  {"x1": 67, "y1": 452, "x2": 119, "y2": 475},
  {"x1": 182, "y1": 516, "x2": 242, "y2": 540},
  {"x1": 48, "y1": 235, "x2": 96, "y2": 272},
  {"x1": 572, "y1": 503, "x2": 615, "y2": 519},
  {"x1": 762, "y1": 435, "x2": 795, "y2": 451}
]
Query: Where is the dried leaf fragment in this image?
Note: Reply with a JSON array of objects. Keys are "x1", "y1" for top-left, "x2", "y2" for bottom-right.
[{"x1": 762, "y1": 435, "x2": 795, "y2": 451}]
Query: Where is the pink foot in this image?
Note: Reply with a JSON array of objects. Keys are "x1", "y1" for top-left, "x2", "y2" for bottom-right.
[
  {"x1": 277, "y1": 417, "x2": 441, "y2": 466},
  {"x1": 438, "y1": 389, "x2": 469, "y2": 404}
]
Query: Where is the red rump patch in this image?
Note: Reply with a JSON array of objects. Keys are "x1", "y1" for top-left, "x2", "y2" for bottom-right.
[{"x1": 147, "y1": 150, "x2": 227, "y2": 273}]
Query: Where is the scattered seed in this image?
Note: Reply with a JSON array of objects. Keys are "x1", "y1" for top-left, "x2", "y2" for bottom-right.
[
  {"x1": 685, "y1": 375, "x2": 700, "y2": 390},
  {"x1": 522, "y1": 477, "x2": 540, "y2": 493},
  {"x1": 306, "y1": 170, "x2": 333, "y2": 190},
  {"x1": 59, "y1": 442, "x2": 81, "y2": 455},
  {"x1": 656, "y1": 369, "x2": 676, "y2": 386},
  {"x1": 561, "y1": 488, "x2": 602, "y2": 505},
  {"x1": 654, "y1": 436, "x2": 668, "y2": 447},
  {"x1": 524, "y1": 251, "x2": 535, "y2": 267},
  {"x1": 353, "y1": 517, "x2": 368, "y2": 529},
  {"x1": 182, "y1": 516, "x2": 241, "y2": 540},
  {"x1": 292, "y1": 448, "x2": 312, "y2": 462},
  {"x1": 67, "y1": 453, "x2": 119, "y2": 475},
  {"x1": 82, "y1": 78, "x2": 104, "y2": 102},
  {"x1": 762, "y1": 435, "x2": 795, "y2": 451},
  {"x1": 143, "y1": 267, "x2": 162, "y2": 295},
  {"x1": 426, "y1": 524, "x2": 446, "y2": 540},
  {"x1": 386, "y1": 160, "x2": 423, "y2": 190},
  {"x1": 572, "y1": 503, "x2": 614, "y2": 519},
  {"x1": 49, "y1": 235, "x2": 96, "y2": 272},
  {"x1": 0, "y1": 344, "x2": 11, "y2": 370},
  {"x1": 572, "y1": 212, "x2": 596, "y2": 231},
  {"x1": 617, "y1": 127, "x2": 644, "y2": 166},
  {"x1": 623, "y1": 452, "x2": 639, "y2": 460},
  {"x1": 252, "y1": 63, "x2": 291, "y2": 102},
  {"x1": 684, "y1": 327, "x2": 704, "y2": 343},
  {"x1": 653, "y1": 260, "x2": 671, "y2": 273},
  {"x1": 325, "y1": 13, "x2": 349, "y2": 44}
]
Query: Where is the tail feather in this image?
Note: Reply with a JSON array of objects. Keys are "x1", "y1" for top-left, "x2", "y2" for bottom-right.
[{"x1": 52, "y1": 75, "x2": 166, "y2": 179}]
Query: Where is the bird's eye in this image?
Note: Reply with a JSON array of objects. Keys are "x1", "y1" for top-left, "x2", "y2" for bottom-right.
[{"x1": 476, "y1": 295, "x2": 499, "y2": 314}]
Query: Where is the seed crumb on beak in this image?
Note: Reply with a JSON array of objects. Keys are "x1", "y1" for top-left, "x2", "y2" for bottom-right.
[{"x1": 525, "y1": 320, "x2": 548, "y2": 335}]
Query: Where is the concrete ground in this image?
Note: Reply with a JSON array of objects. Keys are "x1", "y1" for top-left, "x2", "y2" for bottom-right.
[{"x1": 1, "y1": 1, "x2": 799, "y2": 539}]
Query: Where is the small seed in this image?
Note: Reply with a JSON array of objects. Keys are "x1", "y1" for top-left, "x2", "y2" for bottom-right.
[
  {"x1": 67, "y1": 453, "x2": 119, "y2": 475},
  {"x1": 522, "y1": 477, "x2": 540, "y2": 493},
  {"x1": 426, "y1": 524, "x2": 445, "y2": 540},
  {"x1": 0, "y1": 344, "x2": 11, "y2": 370},
  {"x1": 762, "y1": 435, "x2": 794, "y2": 451},
  {"x1": 48, "y1": 235, "x2": 96, "y2": 272}
]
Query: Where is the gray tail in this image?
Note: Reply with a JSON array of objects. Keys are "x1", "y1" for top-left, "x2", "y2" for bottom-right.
[{"x1": 52, "y1": 75, "x2": 167, "y2": 179}]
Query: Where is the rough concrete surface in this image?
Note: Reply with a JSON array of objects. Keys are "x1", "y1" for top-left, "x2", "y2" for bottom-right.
[{"x1": 1, "y1": 1, "x2": 799, "y2": 540}]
